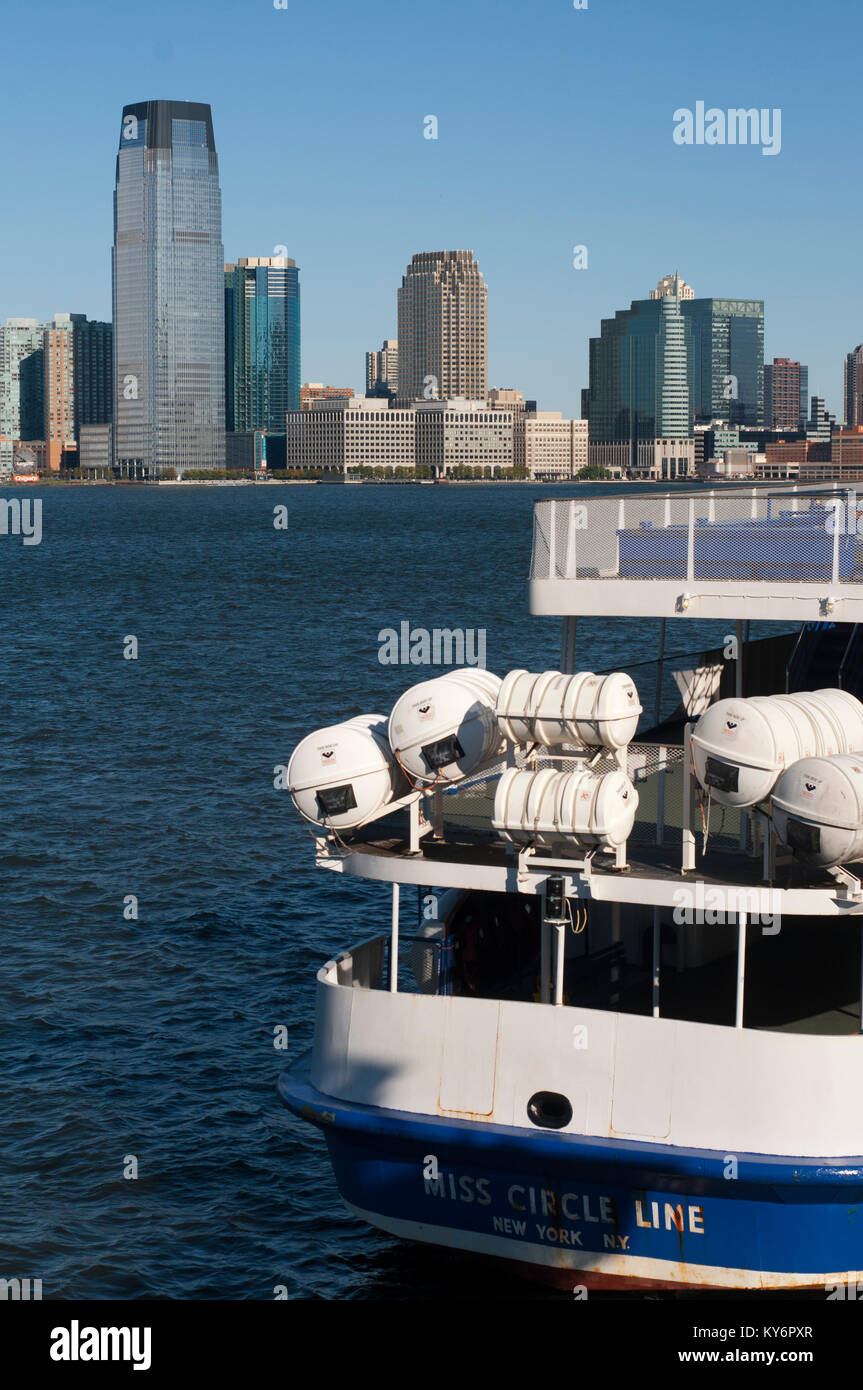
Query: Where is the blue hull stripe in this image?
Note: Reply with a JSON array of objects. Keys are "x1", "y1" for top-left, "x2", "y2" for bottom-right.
[{"x1": 278, "y1": 1071, "x2": 863, "y2": 1282}]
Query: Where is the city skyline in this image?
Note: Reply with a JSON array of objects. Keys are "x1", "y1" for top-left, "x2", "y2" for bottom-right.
[{"x1": 0, "y1": 0, "x2": 859, "y2": 419}]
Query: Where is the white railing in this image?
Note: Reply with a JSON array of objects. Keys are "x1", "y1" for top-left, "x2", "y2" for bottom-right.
[{"x1": 530, "y1": 485, "x2": 860, "y2": 585}]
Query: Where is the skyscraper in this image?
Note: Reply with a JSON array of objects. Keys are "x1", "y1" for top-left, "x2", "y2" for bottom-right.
[
  {"x1": 0, "y1": 318, "x2": 44, "y2": 474},
  {"x1": 397, "y1": 251, "x2": 487, "y2": 403},
  {"x1": 764, "y1": 357, "x2": 808, "y2": 432},
  {"x1": 845, "y1": 345, "x2": 863, "y2": 428},
  {"x1": 681, "y1": 297, "x2": 764, "y2": 426},
  {"x1": 224, "y1": 256, "x2": 301, "y2": 432},
  {"x1": 582, "y1": 291, "x2": 693, "y2": 443},
  {"x1": 112, "y1": 100, "x2": 224, "y2": 476},
  {"x1": 44, "y1": 315, "x2": 76, "y2": 471},
  {"x1": 650, "y1": 271, "x2": 694, "y2": 301},
  {"x1": 366, "y1": 339, "x2": 398, "y2": 399},
  {"x1": 73, "y1": 317, "x2": 113, "y2": 436}
]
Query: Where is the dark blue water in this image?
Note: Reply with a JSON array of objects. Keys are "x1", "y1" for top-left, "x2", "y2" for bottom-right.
[{"x1": 0, "y1": 482, "x2": 773, "y2": 1300}]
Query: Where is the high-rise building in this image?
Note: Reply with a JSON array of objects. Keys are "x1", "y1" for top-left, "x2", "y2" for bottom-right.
[
  {"x1": 225, "y1": 257, "x2": 300, "y2": 432},
  {"x1": 112, "y1": 100, "x2": 225, "y2": 476},
  {"x1": 365, "y1": 339, "x2": 398, "y2": 399},
  {"x1": 582, "y1": 291, "x2": 692, "y2": 445},
  {"x1": 0, "y1": 318, "x2": 44, "y2": 475},
  {"x1": 44, "y1": 315, "x2": 77, "y2": 471},
  {"x1": 397, "y1": 251, "x2": 487, "y2": 403},
  {"x1": 73, "y1": 317, "x2": 113, "y2": 436},
  {"x1": 650, "y1": 271, "x2": 694, "y2": 301},
  {"x1": 764, "y1": 357, "x2": 807, "y2": 432},
  {"x1": 844, "y1": 345, "x2": 863, "y2": 428},
  {"x1": 682, "y1": 297, "x2": 764, "y2": 426}
]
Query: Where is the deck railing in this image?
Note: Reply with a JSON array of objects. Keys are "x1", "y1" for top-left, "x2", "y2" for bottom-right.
[{"x1": 530, "y1": 485, "x2": 863, "y2": 585}]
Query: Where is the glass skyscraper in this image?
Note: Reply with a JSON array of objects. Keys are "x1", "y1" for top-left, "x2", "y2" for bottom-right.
[
  {"x1": 583, "y1": 294, "x2": 693, "y2": 442},
  {"x1": 583, "y1": 286, "x2": 765, "y2": 442},
  {"x1": 681, "y1": 298, "x2": 764, "y2": 428},
  {"x1": 112, "y1": 100, "x2": 225, "y2": 475},
  {"x1": 224, "y1": 257, "x2": 301, "y2": 432}
]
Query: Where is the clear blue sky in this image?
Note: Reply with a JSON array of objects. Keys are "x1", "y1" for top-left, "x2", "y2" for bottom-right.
[{"x1": 1, "y1": 0, "x2": 859, "y2": 417}]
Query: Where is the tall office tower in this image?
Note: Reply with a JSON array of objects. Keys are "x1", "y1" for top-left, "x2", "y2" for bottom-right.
[
  {"x1": 680, "y1": 297, "x2": 764, "y2": 426},
  {"x1": 764, "y1": 357, "x2": 808, "y2": 432},
  {"x1": 73, "y1": 317, "x2": 113, "y2": 435},
  {"x1": 844, "y1": 345, "x2": 863, "y2": 428},
  {"x1": 582, "y1": 290, "x2": 693, "y2": 444},
  {"x1": 224, "y1": 257, "x2": 300, "y2": 432},
  {"x1": 44, "y1": 315, "x2": 77, "y2": 470},
  {"x1": 650, "y1": 271, "x2": 694, "y2": 301},
  {"x1": 365, "y1": 339, "x2": 399, "y2": 399},
  {"x1": 397, "y1": 251, "x2": 487, "y2": 403},
  {"x1": 0, "y1": 318, "x2": 44, "y2": 473},
  {"x1": 112, "y1": 100, "x2": 224, "y2": 476}
]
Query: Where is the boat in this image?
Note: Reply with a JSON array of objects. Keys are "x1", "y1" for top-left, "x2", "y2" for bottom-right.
[{"x1": 279, "y1": 483, "x2": 863, "y2": 1292}]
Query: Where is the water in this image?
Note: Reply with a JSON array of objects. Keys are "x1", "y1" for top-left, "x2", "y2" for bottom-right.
[{"x1": 1, "y1": 482, "x2": 776, "y2": 1300}]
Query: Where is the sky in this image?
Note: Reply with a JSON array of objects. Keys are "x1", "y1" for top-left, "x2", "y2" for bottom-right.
[{"x1": 1, "y1": 0, "x2": 859, "y2": 418}]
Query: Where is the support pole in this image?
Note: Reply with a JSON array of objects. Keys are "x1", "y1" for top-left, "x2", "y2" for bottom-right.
[
  {"x1": 735, "y1": 619, "x2": 743, "y2": 698},
  {"x1": 682, "y1": 723, "x2": 696, "y2": 872},
  {"x1": 735, "y1": 911, "x2": 747, "y2": 1028},
  {"x1": 390, "y1": 883, "x2": 400, "y2": 993},
  {"x1": 652, "y1": 905, "x2": 661, "y2": 1018},
  {"x1": 554, "y1": 922, "x2": 565, "y2": 1005},
  {"x1": 540, "y1": 915, "x2": 551, "y2": 1004}
]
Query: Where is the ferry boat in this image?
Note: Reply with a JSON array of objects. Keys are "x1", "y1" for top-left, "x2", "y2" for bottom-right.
[{"x1": 279, "y1": 484, "x2": 863, "y2": 1292}]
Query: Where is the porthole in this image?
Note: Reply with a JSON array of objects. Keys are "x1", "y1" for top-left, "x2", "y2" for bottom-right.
[{"x1": 527, "y1": 1091, "x2": 572, "y2": 1130}]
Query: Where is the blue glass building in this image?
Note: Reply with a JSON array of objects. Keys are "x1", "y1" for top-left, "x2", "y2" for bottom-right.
[
  {"x1": 112, "y1": 100, "x2": 225, "y2": 476},
  {"x1": 583, "y1": 290, "x2": 764, "y2": 442},
  {"x1": 224, "y1": 258, "x2": 301, "y2": 432}
]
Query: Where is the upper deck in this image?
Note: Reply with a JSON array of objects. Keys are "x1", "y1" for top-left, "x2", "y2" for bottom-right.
[{"x1": 529, "y1": 484, "x2": 863, "y2": 622}]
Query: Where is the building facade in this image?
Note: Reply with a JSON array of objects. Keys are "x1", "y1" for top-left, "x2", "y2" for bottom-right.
[
  {"x1": 764, "y1": 357, "x2": 807, "y2": 432},
  {"x1": 845, "y1": 345, "x2": 863, "y2": 428},
  {"x1": 683, "y1": 297, "x2": 764, "y2": 426},
  {"x1": 286, "y1": 397, "x2": 414, "y2": 472},
  {"x1": 44, "y1": 315, "x2": 77, "y2": 470},
  {"x1": 113, "y1": 100, "x2": 225, "y2": 476},
  {"x1": 397, "y1": 251, "x2": 487, "y2": 403},
  {"x1": 522, "y1": 414, "x2": 588, "y2": 479},
  {"x1": 300, "y1": 383, "x2": 354, "y2": 410},
  {"x1": 582, "y1": 291, "x2": 693, "y2": 453},
  {"x1": 225, "y1": 256, "x2": 300, "y2": 432},
  {"x1": 415, "y1": 399, "x2": 512, "y2": 473},
  {"x1": 365, "y1": 339, "x2": 398, "y2": 399},
  {"x1": 0, "y1": 318, "x2": 45, "y2": 475}
]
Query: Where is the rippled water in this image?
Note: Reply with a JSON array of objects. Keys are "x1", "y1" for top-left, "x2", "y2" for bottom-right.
[{"x1": 1, "y1": 481, "x2": 762, "y2": 1300}]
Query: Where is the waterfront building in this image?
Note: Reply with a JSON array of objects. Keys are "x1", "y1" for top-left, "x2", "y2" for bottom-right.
[
  {"x1": 0, "y1": 317, "x2": 44, "y2": 474},
  {"x1": 397, "y1": 251, "x2": 487, "y2": 403},
  {"x1": 79, "y1": 423, "x2": 113, "y2": 475},
  {"x1": 300, "y1": 383, "x2": 354, "y2": 410},
  {"x1": 522, "y1": 414, "x2": 588, "y2": 479},
  {"x1": 844, "y1": 345, "x2": 863, "y2": 428},
  {"x1": 225, "y1": 257, "x2": 300, "y2": 432},
  {"x1": 764, "y1": 357, "x2": 807, "y2": 432},
  {"x1": 415, "y1": 398, "x2": 512, "y2": 474},
  {"x1": 286, "y1": 397, "x2": 415, "y2": 473},
  {"x1": 112, "y1": 100, "x2": 225, "y2": 476},
  {"x1": 44, "y1": 315, "x2": 77, "y2": 471},
  {"x1": 365, "y1": 339, "x2": 398, "y2": 399}
]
